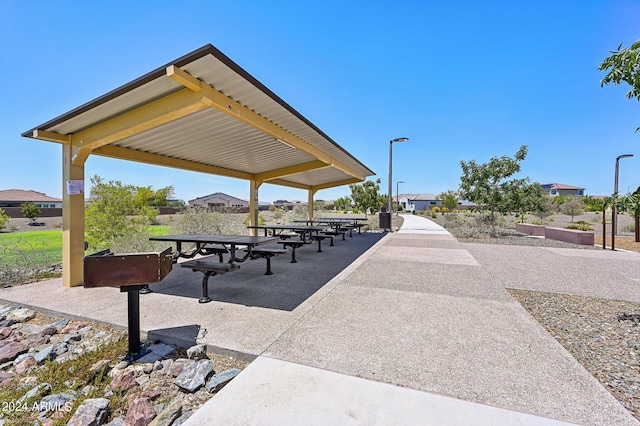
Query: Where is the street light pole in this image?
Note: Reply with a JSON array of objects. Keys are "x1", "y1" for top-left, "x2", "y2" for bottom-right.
[
  {"x1": 388, "y1": 138, "x2": 409, "y2": 216},
  {"x1": 613, "y1": 154, "x2": 634, "y2": 249},
  {"x1": 396, "y1": 181, "x2": 404, "y2": 215}
]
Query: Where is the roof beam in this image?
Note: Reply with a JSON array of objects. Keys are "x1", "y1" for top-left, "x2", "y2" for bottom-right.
[
  {"x1": 69, "y1": 88, "x2": 209, "y2": 166},
  {"x1": 263, "y1": 178, "x2": 312, "y2": 190},
  {"x1": 255, "y1": 160, "x2": 329, "y2": 182},
  {"x1": 167, "y1": 65, "x2": 365, "y2": 181},
  {"x1": 93, "y1": 145, "x2": 253, "y2": 180},
  {"x1": 32, "y1": 129, "x2": 70, "y2": 144},
  {"x1": 311, "y1": 177, "x2": 362, "y2": 191}
]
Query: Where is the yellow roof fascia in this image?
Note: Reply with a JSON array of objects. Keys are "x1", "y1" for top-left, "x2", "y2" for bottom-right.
[
  {"x1": 255, "y1": 160, "x2": 329, "y2": 182},
  {"x1": 166, "y1": 65, "x2": 365, "y2": 181},
  {"x1": 93, "y1": 144, "x2": 253, "y2": 180},
  {"x1": 32, "y1": 129, "x2": 70, "y2": 144},
  {"x1": 68, "y1": 88, "x2": 210, "y2": 166}
]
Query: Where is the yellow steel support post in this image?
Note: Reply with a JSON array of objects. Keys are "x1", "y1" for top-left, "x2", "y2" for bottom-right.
[
  {"x1": 308, "y1": 189, "x2": 317, "y2": 220},
  {"x1": 62, "y1": 143, "x2": 86, "y2": 287},
  {"x1": 249, "y1": 180, "x2": 262, "y2": 236}
]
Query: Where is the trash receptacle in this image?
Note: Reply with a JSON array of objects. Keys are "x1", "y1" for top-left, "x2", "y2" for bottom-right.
[{"x1": 379, "y1": 210, "x2": 391, "y2": 231}]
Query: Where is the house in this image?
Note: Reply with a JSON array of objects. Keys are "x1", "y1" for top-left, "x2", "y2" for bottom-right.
[
  {"x1": 189, "y1": 192, "x2": 249, "y2": 208},
  {"x1": 397, "y1": 194, "x2": 442, "y2": 212},
  {"x1": 0, "y1": 189, "x2": 62, "y2": 208},
  {"x1": 541, "y1": 183, "x2": 585, "y2": 197}
]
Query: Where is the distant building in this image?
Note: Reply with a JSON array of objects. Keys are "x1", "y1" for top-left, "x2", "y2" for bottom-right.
[
  {"x1": 398, "y1": 194, "x2": 442, "y2": 212},
  {"x1": 0, "y1": 189, "x2": 62, "y2": 208},
  {"x1": 189, "y1": 192, "x2": 249, "y2": 208},
  {"x1": 541, "y1": 183, "x2": 585, "y2": 197}
]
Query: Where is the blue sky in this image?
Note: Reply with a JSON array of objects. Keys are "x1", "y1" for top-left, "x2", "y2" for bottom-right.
[{"x1": 2, "y1": 1, "x2": 640, "y2": 203}]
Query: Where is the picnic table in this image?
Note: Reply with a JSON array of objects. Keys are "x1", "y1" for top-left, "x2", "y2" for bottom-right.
[
  {"x1": 247, "y1": 225, "x2": 327, "y2": 242},
  {"x1": 149, "y1": 234, "x2": 279, "y2": 264}
]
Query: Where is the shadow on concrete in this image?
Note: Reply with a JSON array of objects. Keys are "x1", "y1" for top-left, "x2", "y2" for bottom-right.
[
  {"x1": 146, "y1": 232, "x2": 385, "y2": 311},
  {"x1": 147, "y1": 324, "x2": 201, "y2": 348}
]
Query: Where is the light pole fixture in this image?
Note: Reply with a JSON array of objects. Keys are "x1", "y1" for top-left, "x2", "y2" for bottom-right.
[
  {"x1": 613, "y1": 153, "x2": 634, "y2": 248},
  {"x1": 396, "y1": 181, "x2": 404, "y2": 215},
  {"x1": 388, "y1": 137, "x2": 409, "y2": 216}
]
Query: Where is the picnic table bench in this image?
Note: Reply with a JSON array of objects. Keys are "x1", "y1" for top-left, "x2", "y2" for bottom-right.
[
  {"x1": 244, "y1": 246, "x2": 288, "y2": 275},
  {"x1": 180, "y1": 256, "x2": 240, "y2": 303}
]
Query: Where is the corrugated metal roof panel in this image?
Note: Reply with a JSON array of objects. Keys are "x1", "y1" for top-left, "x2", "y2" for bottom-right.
[{"x1": 23, "y1": 44, "x2": 375, "y2": 191}]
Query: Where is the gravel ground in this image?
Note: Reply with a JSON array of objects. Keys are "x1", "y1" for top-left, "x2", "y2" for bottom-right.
[
  {"x1": 428, "y1": 213, "x2": 639, "y2": 422},
  {"x1": 508, "y1": 289, "x2": 640, "y2": 422}
]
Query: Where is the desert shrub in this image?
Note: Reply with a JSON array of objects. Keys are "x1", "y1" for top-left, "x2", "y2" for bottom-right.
[
  {"x1": 0, "y1": 208, "x2": 8, "y2": 230},
  {"x1": 432, "y1": 206, "x2": 441, "y2": 214},
  {"x1": 110, "y1": 230, "x2": 170, "y2": 254},
  {"x1": 621, "y1": 223, "x2": 635, "y2": 233},
  {"x1": 174, "y1": 207, "x2": 246, "y2": 235},
  {"x1": 565, "y1": 221, "x2": 593, "y2": 231}
]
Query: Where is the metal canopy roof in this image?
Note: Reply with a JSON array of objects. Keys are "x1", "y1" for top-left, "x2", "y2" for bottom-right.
[{"x1": 22, "y1": 44, "x2": 374, "y2": 191}]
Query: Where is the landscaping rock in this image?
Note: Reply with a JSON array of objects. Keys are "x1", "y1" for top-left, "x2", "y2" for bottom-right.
[
  {"x1": 0, "y1": 340, "x2": 28, "y2": 363},
  {"x1": 38, "y1": 392, "x2": 76, "y2": 414},
  {"x1": 6, "y1": 307, "x2": 36, "y2": 323},
  {"x1": 174, "y1": 359, "x2": 214, "y2": 392},
  {"x1": 110, "y1": 368, "x2": 137, "y2": 392},
  {"x1": 205, "y1": 368, "x2": 241, "y2": 393},
  {"x1": 124, "y1": 397, "x2": 157, "y2": 426},
  {"x1": 148, "y1": 397, "x2": 182, "y2": 426},
  {"x1": 66, "y1": 397, "x2": 109, "y2": 426},
  {"x1": 48, "y1": 318, "x2": 70, "y2": 331},
  {"x1": 13, "y1": 356, "x2": 36, "y2": 374},
  {"x1": 186, "y1": 344, "x2": 207, "y2": 360},
  {"x1": 34, "y1": 344, "x2": 55, "y2": 364},
  {"x1": 18, "y1": 382, "x2": 51, "y2": 403},
  {"x1": 0, "y1": 326, "x2": 12, "y2": 340},
  {"x1": 171, "y1": 410, "x2": 193, "y2": 426}
]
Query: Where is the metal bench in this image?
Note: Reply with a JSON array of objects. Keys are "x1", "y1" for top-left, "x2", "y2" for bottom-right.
[
  {"x1": 201, "y1": 244, "x2": 229, "y2": 262},
  {"x1": 323, "y1": 229, "x2": 346, "y2": 241},
  {"x1": 180, "y1": 256, "x2": 240, "y2": 303},
  {"x1": 277, "y1": 240, "x2": 306, "y2": 263},
  {"x1": 245, "y1": 247, "x2": 288, "y2": 275},
  {"x1": 310, "y1": 234, "x2": 333, "y2": 252}
]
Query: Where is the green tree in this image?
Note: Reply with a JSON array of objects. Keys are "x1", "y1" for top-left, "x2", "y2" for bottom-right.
[
  {"x1": 85, "y1": 175, "x2": 168, "y2": 248},
  {"x1": 583, "y1": 195, "x2": 605, "y2": 212},
  {"x1": 0, "y1": 208, "x2": 9, "y2": 230},
  {"x1": 349, "y1": 178, "x2": 383, "y2": 217},
  {"x1": 599, "y1": 40, "x2": 640, "y2": 131},
  {"x1": 560, "y1": 196, "x2": 585, "y2": 222},
  {"x1": 459, "y1": 145, "x2": 528, "y2": 236},
  {"x1": 438, "y1": 191, "x2": 458, "y2": 213},
  {"x1": 504, "y1": 181, "x2": 546, "y2": 223},
  {"x1": 533, "y1": 196, "x2": 556, "y2": 222},
  {"x1": 21, "y1": 202, "x2": 41, "y2": 223},
  {"x1": 334, "y1": 196, "x2": 352, "y2": 211}
]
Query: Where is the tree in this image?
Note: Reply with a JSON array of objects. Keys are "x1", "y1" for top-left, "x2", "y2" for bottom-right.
[
  {"x1": 533, "y1": 196, "x2": 557, "y2": 222},
  {"x1": 85, "y1": 175, "x2": 171, "y2": 248},
  {"x1": 560, "y1": 196, "x2": 585, "y2": 222},
  {"x1": 599, "y1": 40, "x2": 640, "y2": 131},
  {"x1": 438, "y1": 191, "x2": 458, "y2": 213},
  {"x1": 459, "y1": 145, "x2": 528, "y2": 235},
  {"x1": 349, "y1": 178, "x2": 384, "y2": 217},
  {"x1": 334, "y1": 196, "x2": 352, "y2": 211},
  {"x1": 21, "y1": 202, "x2": 41, "y2": 223},
  {"x1": 0, "y1": 208, "x2": 8, "y2": 231},
  {"x1": 504, "y1": 181, "x2": 546, "y2": 223}
]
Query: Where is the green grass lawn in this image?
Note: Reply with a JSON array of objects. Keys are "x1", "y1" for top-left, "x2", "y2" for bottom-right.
[
  {"x1": 0, "y1": 229, "x2": 63, "y2": 266},
  {"x1": 0, "y1": 225, "x2": 172, "y2": 270}
]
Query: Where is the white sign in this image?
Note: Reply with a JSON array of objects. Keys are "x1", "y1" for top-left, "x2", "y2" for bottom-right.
[{"x1": 66, "y1": 180, "x2": 84, "y2": 195}]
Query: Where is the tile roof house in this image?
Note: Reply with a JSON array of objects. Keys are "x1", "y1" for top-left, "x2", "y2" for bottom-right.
[
  {"x1": 397, "y1": 194, "x2": 442, "y2": 212},
  {"x1": 0, "y1": 189, "x2": 62, "y2": 208},
  {"x1": 188, "y1": 192, "x2": 249, "y2": 208},
  {"x1": 540, "y1": 183, "x2": 585, "y2": 197}
]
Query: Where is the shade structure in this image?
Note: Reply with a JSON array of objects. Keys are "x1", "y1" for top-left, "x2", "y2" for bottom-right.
[
  {"x1": 22, "y1": 43, "x2": 375, "y2": 287},
  {"x1": 22, "y1": 44, "x2": 374, "y2": 190}
]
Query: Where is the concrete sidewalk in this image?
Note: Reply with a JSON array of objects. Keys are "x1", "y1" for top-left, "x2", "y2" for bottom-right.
[{"x1": 1, "y1": 214, "x2": 638, "y2": 425}]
